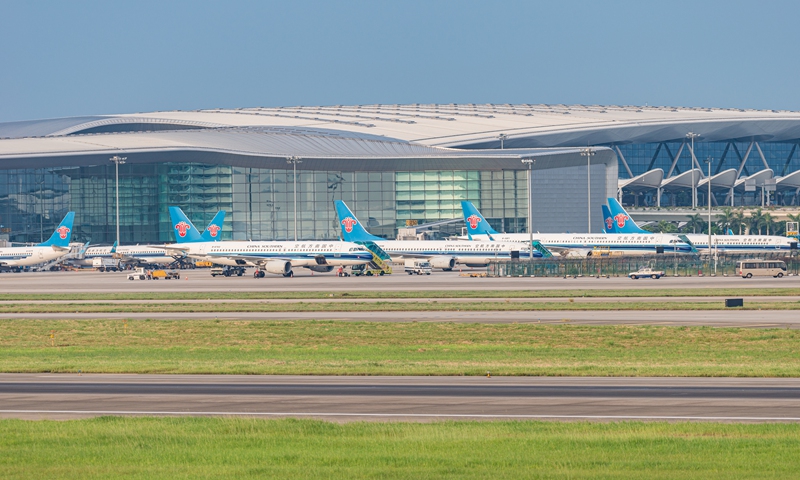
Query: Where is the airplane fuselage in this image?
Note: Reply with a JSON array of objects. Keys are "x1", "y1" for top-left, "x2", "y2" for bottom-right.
[
  {"x1": 370, "y1": 240, "x2": 537, "y2": 265},
  {"x1": 461, "y1": 233, "x2": 692, "y2": 256},
  {"x1": 685, "y1": 234, "x2": 796, "y2": 253},
  {"x1": 168, "y1": 241, "x2": 374, "y2": 268},
  {"x1": 0, "y1": 246, "x2": 67, "y2": 268}
]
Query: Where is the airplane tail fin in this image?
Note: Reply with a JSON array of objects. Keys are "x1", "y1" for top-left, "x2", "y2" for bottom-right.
[
  {"x1": 334, "y1": 200, "x2": 383, "y2": 242},
  {"x1": 461, "y1": 201, "x2": 499, "y2": 236},
  {"x1": 727, "y1": 228, "x2": 734, "y2": 236},
  {"x1": 606, "y1": 198, "x2": 649, "y2": 234},
  {"x1": 601, "y1": 204, "x2": 614, "y2": 233},
  {"x1": 168, "y1": 207, "x2": 203, "y2": 243},
  {"x1": 110, "y1": 240, "x2": 118, "y2": 253},
  {"x1": 201, "y1": 210, "x2": 226, "y2": 241},
  {"x1": 37, "y1": 212, "x2": 75, "y2": 248}
]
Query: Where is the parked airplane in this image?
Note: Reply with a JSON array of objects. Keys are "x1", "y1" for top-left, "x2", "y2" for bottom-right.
[
  {"x1": 0, "y1": 212, "x2": 75, "y2": 271},
  {"x1": 69, "y1": 208, "x2": 226, "y2": 268},
  {"x1": 156, "y1": 207, "x2": 373, "y2": 277},
  {"x1": 334, "y1": 200, "x2": 540, "y2": 268},
  {"x1": 606, "y1": 198, "x2": 797, "y2": 253},
  {"x1": 460, "y1": 201, "x2": 692, "y2": 256}
]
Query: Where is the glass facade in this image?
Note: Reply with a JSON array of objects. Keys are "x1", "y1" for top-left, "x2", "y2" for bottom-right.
[
  {"x1": 0, "y1": 162, "x2": 529, "y2": 244},
  {"x1": 615, "y1": 141, "x2": 800, "y2": 206}
]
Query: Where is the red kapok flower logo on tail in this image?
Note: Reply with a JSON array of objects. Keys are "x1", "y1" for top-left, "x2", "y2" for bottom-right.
[
  {"x1": 605, "y1": 217, "x2": 614, "y2": 230},
  {"x1": 174, "y1": 221, "x2": 191, "y2": 237},
  {"x1": 56, "y1": 226, "x2": 70, "y2": 239},
  {"x1": 341, "y1": 217, "x2": 358, "y2": 233},
  {"x1": 206, "y1": 224, "x2": 221, "y2": 237},
  {"x1": 466, "y1": 214, "x2": 482, "y2": 230},
  {"x1": 614, "y1": 214, "x2": 630, "y2": 228}
]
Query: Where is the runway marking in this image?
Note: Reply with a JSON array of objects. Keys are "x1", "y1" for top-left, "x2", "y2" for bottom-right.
[{"x1": 2, "y1": 410, "x2": 799, "y2": 421}]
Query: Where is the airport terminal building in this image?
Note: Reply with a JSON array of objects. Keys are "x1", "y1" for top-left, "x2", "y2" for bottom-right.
[{"x1": 2, "y1": 104, "x2": 800, "y2": 244}]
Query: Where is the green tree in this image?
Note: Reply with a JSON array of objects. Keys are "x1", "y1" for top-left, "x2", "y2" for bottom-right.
[
  {"x1": 683, "y1": 214, "x2": 705, "y2": 234},
  {"x1": 716, "y1": 207, "x2": 735, "y2": 234},
  {"x1": 749, "y1": 208, "x2": 767, "y2": 235},
  {"x1": 732, "y1": 209, "x2": 746, "y2": 235}
]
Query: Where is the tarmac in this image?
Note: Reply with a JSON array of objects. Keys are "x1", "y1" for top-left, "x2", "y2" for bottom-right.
[{"x1": 1, "y1": 374, "x2": 798, "y2": 422}]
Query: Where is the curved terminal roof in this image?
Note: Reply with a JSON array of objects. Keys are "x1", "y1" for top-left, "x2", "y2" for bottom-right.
[{"x1": 2, "y1": 103, "x2": 800, "y2": 172}]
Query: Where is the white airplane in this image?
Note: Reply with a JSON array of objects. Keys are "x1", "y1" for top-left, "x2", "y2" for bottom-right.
[
  {"x1": 69, "y1": 208, "x2": 226, "y2": 268},
  {"x1": 0, "y1": 212, "x2": 75, "y2": 271},
  {"x1": 460, "y1": 201, "x2": 693, "y2": 257},
  {"x1": 335, "y1": 201, "x2": 540, "y2": 268},
  {"x1": 606, "y1": 198, "x2": 797, "y2": 254},
  {"x1": 152, "y1": 208, "x2": 374, "y2": 277}
]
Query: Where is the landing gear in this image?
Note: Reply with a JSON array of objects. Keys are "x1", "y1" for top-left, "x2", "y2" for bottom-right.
[
  {"x1": 254, "y1": 270, "x2": 266, "y2": 278},
  {"x1": 283, "y1": 271, "x2": 294, "y2": 278}
]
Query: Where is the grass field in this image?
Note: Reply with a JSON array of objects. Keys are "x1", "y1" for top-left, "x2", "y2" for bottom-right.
[
  {"x1": 0, "y1": 300, "x2": 799, "y2": 313},
  {"x1": 2, "y1": 320, "x2": 799, "y2": 376},
  {"x1": 0, "y1": 287, "x2": 797, "y2": 301},
  {"x1": 1, "y1": 417, "x2": 798, "y2": 479}
]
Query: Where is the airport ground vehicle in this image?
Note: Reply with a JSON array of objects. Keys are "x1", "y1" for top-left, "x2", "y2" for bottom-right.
[
  {"x1": 195, "y1": 261, "x2": 214, "y2": 268},
  {"x1": 737, "y1": 259, "x2": 787, "y2": 278},
  {"x1": 150, "y1": 269, "x2": 181, "y2": 280},
  {"x1": 93, "y1": 257, "x2": 121, "y2": 272},
  {"x1": 350, "y1": 264, "x2": 385, "y2": 276},
  {"x1": 628, "y1": 267, "x2": 664, "y2": 279},
  {"x1": 126, "y1": 268, "x2": 149, "y2": 281},
  {"x1": 404, "y1": 259, "x2": 432, "y2": 275},
  {"x1": 210, "y1": 266, "x2": 246, "y2": 277}
]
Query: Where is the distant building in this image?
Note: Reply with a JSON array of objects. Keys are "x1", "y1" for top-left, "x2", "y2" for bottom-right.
[{"x1": 1, "y1": 104, "x2": 799, "y2": 243}]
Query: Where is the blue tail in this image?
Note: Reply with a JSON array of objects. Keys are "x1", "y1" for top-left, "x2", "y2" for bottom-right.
[
  {"x1": 606, "y1": 198, "x2": 648, "y2": 234},
  {"x1": 601, "y1": 205, "x2": 614, "y2": 233},
  {"x1": 334, "y1": 200, "x2": 383, "y2": 242},
  {"x1": 460, "y1": 201, "x2": 499, "y2": 236},
  {"x1": 37, "y1": 212, "x2": 75, "y2": 247},
  {"x1": 110, "y1": 240, "x2": 118, "y2": 253},
  {"x1": 168, "y1": 207, "x2": 203, "y2": 243},
  {"x1": 201, "y1": 211, "x2": 226, "y2": 242}
]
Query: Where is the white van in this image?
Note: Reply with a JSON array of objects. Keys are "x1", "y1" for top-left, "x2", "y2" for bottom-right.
[
  {"x1": 737, "y1": 259, "x2": 787, "y2": 278},
  {"x1": 404, "y1": 259, "x2": 432, "y2": 275}
]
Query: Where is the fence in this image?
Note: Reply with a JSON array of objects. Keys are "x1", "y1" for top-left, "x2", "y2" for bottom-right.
[{"x1": 487, "y1": 252, "x2": 800, "y2": 277}]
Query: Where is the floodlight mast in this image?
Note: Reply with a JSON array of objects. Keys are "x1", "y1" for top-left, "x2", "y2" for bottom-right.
[
  {"x1": 687, "y1": 132, "x2": 700, "y2": 209},
  {"x1": 286, "y1": 156, "x2": 302, "y2": 241},
  {"x1": 109, "y1": 155, "x2": 127, "y2": 246},
  {"x1": 580, "y1": 148, "x2": 595, "y2": 233},
  {"x1": 521, "y1": 158, "x2": 535, "y2": 265}
]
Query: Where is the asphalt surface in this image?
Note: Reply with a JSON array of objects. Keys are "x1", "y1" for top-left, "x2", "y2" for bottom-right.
[
  {"x1": 2, "y1": 374, "x2": 798, "y2": 422},
  {"x1": 0, "y1": 310, "x2": 798, "y2": 328},
  {"x1": 1, "y1": 270, "x2": 798, "y2": 293}
]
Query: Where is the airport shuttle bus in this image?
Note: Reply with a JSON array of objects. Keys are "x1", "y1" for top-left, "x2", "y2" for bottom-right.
[{"x1": 737, "y1": 259, "x2": 787, "y2": 278}]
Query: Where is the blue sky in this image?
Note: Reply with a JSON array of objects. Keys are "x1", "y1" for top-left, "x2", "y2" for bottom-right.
[{"x1": 1, "y1": 0, "x2": 798, "y2": 122}]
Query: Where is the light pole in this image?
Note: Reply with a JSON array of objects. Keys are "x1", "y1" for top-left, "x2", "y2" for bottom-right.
[
  {"x1": 109, "y1": 155, "x2": 127, "y2": 245},
  {"x1": 521, "y1": 158, "x2": 535, "y2": 268},
  {"x1": 286, "y1": 156, "x2": 302, "y2": 241},
  {"x1": 686, "y1": 132, "x2": 700, "y2": 209},
  {"x1": 705, "y1": 157, "x2": 714, "y2": 273},
  {"x1": 580, "y1": 148, "x2": 595, "y2": 233},
  {"x1": 498, "y1": 133, "x2": 507, "y2": 149}
]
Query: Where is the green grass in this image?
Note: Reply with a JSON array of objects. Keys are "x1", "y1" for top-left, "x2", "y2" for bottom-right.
[
  {"x1": 0, "y1": 287, "x2": 796, "y2": 301},
  {"x1": 1, "y1": 417, "x2": 798, "y2": 479},
  {"x1": 3, "y1": 320, "x2": 800, "y2": 376},
  {"x1": 0, "y1": 300, "x2": 799, "y2": 313}
]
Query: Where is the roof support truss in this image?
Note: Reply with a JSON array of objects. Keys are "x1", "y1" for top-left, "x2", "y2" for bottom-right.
[
  {"x1": 614, "y1": 145, "x2": 634, "y2": 178},
  {"x1": 666, "y1": 141, "x2": 685, "y2": 178},
  {"x1": 780, "y1": 143, "x2": 797, "y2": 177}
]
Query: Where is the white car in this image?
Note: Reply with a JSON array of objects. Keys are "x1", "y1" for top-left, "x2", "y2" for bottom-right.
[{"x1": 629, "y1": 267, "x2": 664, "y2": 279}]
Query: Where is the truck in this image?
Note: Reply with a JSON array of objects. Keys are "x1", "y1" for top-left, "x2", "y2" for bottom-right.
[
  {"x1": 93, "y1": 257, "x2": 121, "y2": 272},
  {"x1": 210, "y1": 266, "x2": 246, "y2": 277},
  {"x1": 150, "y1": 269, "x2": 181, "y2": 280},
  {"x1": 404, "y1": 259, "x2": 432, "y2": 275},
  {"x1": 126, "y1": 267, "x2": 149, "y2": 281},
  {"x1": 628, "y1": 267, "x2": 665, "y2": 279}
]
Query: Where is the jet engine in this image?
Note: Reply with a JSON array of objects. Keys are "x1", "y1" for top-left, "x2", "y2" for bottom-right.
[
  {"x1": 429, "y1": 256, "x2": 456, "y2": 270},
  {"x1": 265, "y1": 260, "x2": 292, "y2": 275},
  {"x1": 307, "y1": 265, "x2": 334, "y2": 273}
]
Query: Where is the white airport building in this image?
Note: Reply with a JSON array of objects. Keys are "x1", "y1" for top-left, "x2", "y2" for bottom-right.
[{"x1": 1, "y1": 104, "x2": 800, "y2": 243}]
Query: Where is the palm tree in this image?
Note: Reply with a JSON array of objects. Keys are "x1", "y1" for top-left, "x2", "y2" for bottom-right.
[
  {"x1": 732, "y1": 209, "x2": 746, "y2": 235},
  {"x1": 683, "y1": 214, "x2": 705, "y2": 234},
  {"x1": 763, "y1": 212, "x2": 773, "y2": 235},
  {"x1": 716, "y1": 207, "x2": 735, "y2": 234},
  {"x1": 749, "y1": 208, "x2": 767, "y2": 235}
]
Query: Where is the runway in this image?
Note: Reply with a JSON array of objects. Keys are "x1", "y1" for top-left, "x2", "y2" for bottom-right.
[
  {"x1": 1, "y1": 270, "x2": 797, "y2": 293},
  {"x1": 2, "y1": 374, "x2": 798, "y2": 422},
  {"x1": 1, "y1": 310, "x2": 797, "y2": 328}
]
